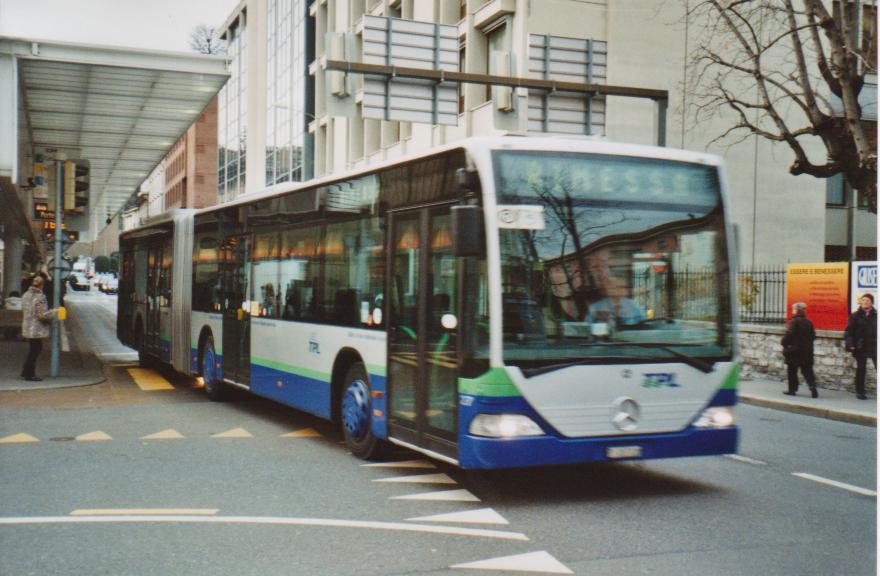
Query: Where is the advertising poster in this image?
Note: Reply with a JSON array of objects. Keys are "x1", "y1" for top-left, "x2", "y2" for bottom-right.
[
  {"x1": 850, "y1": 261, "x2": 878, "y2": 312},
  {"x1": 786, "y1": 263, "x2": 850, "y2": 331}
]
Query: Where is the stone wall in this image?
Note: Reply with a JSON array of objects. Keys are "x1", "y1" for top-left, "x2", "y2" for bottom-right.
[{"x1": 737, "y1": 323, "x2": 876, "y2": 393}]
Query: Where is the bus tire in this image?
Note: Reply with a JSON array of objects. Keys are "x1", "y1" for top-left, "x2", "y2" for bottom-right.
[
  {"x1": 341, "y1": 362, "x2": 384, "y2": 460},
  {"x1": 201, "y1": 334, "x2": 225, "y2": 401}
]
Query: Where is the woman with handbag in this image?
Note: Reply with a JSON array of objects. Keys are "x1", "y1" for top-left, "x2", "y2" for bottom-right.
[{"x1": 781, "y1": 302, "x2": 818, "y2": 398}]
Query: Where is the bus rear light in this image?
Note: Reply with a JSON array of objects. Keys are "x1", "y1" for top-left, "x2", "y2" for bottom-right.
[
  {"x1": 693, "y1": 407, "x2": 735, "y2": 428},
  {"x1": 469, "y1": 414, "x2": 544, "y2": 438}
]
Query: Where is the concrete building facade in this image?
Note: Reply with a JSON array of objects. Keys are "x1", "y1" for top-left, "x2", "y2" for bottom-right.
[{"x1": 215, "y1": 0, "x2": 876, "y2": 266}]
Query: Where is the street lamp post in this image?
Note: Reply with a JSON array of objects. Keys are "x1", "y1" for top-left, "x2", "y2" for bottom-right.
[{"x1": 51, "y1": 159, "x2": 63, "y2": 377}]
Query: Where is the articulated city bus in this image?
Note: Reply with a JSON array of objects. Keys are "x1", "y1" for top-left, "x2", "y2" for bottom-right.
[{"x1": 119, "y1": 137, "x2": 738, "y2": 469}]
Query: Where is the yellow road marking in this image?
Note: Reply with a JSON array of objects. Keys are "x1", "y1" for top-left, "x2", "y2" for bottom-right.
[
  {"x1": 211, "y1": 428, "x2": 253, "y2": 439},
  {"x1": 140, "y1": 429, "x2": 184, "y2": 440},
  {"x1": 127, "y1": 368, "x2": 174, "y2": 391},
  {"x1": 70, "y1": 509, "x2": 219, "y2": 516},
  {"x1": 280, "y1": 428, "x2": 321, "y2": 438},
  {"x1": 0, "y1": 433, "x2": 39, "y2": 444},
  {"x1": 75, "y1": 431, "x2": 112, "y2": 441}
]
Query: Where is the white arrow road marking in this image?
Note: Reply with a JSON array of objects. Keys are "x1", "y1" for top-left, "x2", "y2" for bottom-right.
[
  {"x1": 391, "y1": 489, "x2": 481, "y2": 502},
  {"x1": 75, "y1": 431, "x2": 112, "y2": 441},
  {"x1": 211, "y1": 428, "x2": 253, "y2": 439},
  {"x1": 451, "y1": 551, "x2": 573, "y2": 574},
  {"x1": 362, "y1": 460, "x2": 436, "y2": 469},
  {"x1": 280, "y1": 428, "x2": 321, "y2": 438},
  {"x1": 724, "y1": 454, "x2": 766, "y2": 465},
  {"x1": 374, "y1": 473, "x2": 457, "y2": 484},
  {"x1": 0, "y1": 515, "x2": 528, "y2": 541},
  {"x1": 407, "y1": 508, "x2": 508, "y2": 525},
  {"x1": 792, "y1": 473, "x2": 877, "y2": 497},
  {"x1": 140, "y1": 429, "x2": 184, "y2": 440},
  {"x1": 0, "y1": 433, "x2": 39, "y2": 444}
]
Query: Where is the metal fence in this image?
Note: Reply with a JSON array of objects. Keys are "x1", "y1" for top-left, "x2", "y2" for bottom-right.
[
  {"x1": 631, "y1": 266, "x2": 787, "y2": 325},
  {"x1": 737, "y1": 266, "x2": 787, "y2": 324}
]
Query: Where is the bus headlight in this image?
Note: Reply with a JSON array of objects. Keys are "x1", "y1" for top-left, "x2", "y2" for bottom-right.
[
  {"x1": 469, "y1": 414, "x2": 544, "y2": 438},
  {"x1": 693, "y1": 407, "x2": 735, "y2": 428}
]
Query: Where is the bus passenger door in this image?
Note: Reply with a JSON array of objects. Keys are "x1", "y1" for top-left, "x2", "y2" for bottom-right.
[
  {"x1": 221, "y1": 234, "x2": 252, "y2": 387},
  {"x1": 145, "y1": 243, "x2": 163, "y2": 356},
  {"x1": 388, "y1": 206, "x2": 458, "y2": 460}
]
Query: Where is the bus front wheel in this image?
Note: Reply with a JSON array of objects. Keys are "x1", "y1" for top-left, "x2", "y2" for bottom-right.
[
  {"x1": 201, "y1": 335, "x2": 224, "y2": 401},
  {"x1": 341, "y1": 363, "x2": 384, "y2": 460}
]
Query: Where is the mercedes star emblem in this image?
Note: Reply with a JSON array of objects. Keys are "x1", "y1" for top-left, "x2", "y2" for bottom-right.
[{"x1": 611, "y1": 397, "x2": 641, "y2": 431}]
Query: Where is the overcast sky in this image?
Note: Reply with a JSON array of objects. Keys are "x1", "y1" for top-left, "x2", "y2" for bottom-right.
[{"x1": 0, "y1": 0, "x2": 241, "y2": 53}]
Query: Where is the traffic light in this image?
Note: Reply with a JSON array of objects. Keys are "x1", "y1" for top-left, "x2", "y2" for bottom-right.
[{"x1": 63, "y1": 160, "x2": 90, "y2": 212}]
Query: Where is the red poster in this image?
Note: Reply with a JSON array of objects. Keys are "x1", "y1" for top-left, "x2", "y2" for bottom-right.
[{"x1": 786, "y1": 263, "x2": 850, "y2": 331}]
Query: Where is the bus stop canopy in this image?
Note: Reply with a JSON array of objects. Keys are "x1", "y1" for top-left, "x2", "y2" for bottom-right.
[{"x1": 0, "y1": 37, "x2": 229, "y2": 241}]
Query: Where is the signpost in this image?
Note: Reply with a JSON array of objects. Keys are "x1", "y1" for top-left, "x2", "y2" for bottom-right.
[{"x1": 785, "y1": 263, "x2": 850, "y2": 331}]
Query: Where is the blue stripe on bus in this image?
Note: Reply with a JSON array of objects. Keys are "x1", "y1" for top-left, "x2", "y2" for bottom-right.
[
  {"x1": 456, "y1": 395, "x2": 738, "y2": 469},
  {"x1": 248, "y1": 362, "x2": 388, "y2": 428}
]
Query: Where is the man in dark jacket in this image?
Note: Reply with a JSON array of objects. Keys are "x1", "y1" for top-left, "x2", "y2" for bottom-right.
[
  {"x1": 781, "y1": 302, "x2": 818, "y2": 398},
  {"x1": 844, "y1": 293, "x2": 877, "y2": 400}
]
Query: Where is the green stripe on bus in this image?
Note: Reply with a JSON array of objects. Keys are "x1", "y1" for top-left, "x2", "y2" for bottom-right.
[
  {"x1": 722, "y1": 362, "x2": 740, "y2": 390},
  {"x1": 366, "y1": 364, "x2": 386, "y2": 377},
  {"x1": 459, "y1": 368, "x2": 522, "y2": 398},
  {"x1": 251, "y1": 357, "x2": 331, "y2": 383}
]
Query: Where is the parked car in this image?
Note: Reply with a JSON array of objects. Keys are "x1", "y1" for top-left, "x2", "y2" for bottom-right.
[{"x1": 101, "y1": 276, "x2": 119, "y2": 294}]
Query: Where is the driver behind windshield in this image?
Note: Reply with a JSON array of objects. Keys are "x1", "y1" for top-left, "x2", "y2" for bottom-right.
[{"x1": 586, "y1": 248, "x2": 646, "y2": 328}]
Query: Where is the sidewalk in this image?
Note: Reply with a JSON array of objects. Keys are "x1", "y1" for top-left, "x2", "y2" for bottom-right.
[
  {"x1": 0, "y1": 316, "x2": 104, "y2": 392},
  {"x1": 739, "y1": 376, "x2": 876, "y2": 427}
]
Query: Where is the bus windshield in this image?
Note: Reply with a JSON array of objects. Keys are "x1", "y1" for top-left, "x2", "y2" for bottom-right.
[{"x1": 493, "y1": 150, "x2": 733, "y2": 370}]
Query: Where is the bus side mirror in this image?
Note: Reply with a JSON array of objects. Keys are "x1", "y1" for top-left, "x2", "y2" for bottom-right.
[{"x1": 452, "y1": 205, "x2": 484, "y2": 258}]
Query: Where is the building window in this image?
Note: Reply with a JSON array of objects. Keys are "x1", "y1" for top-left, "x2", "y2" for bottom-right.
[
  {"x1": 484, "y1": 21, "x2": 507, "y2": 102},
  {"x1": 826, "y1": 173, "x2": 846, "y2": 206},
  {"x1": 459, "y1": 43, "x2": 466, "y2": 113}
]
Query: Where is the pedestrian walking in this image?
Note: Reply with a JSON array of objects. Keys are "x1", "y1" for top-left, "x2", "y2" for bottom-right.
[
  {"x1": 20, "y1": 275, "x2": 56, "y2": 382},
  {"x1": 844, "y1": 293, "x2": 877, "y2": 400},
  {"x1": 781, "y1": 302, "x2": 818, "y2": 398}
]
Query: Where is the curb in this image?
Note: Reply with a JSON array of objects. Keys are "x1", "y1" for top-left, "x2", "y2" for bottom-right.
[{"x1": 739, "y1": 395, "x2": 877, "y2": 427}]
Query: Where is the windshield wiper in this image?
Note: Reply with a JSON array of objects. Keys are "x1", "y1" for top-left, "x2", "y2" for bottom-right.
[
  {"x1": 591, "y1": 342, "x2": 716, "y2": 373},
  {"x1": 520, "y1": 357, "x2": 628, "y2": 378}
]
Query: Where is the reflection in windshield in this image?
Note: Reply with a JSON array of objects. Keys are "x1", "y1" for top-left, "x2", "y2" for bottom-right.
[{"x1": 494, "y1": 151, "x2": 732, "y2": 367}]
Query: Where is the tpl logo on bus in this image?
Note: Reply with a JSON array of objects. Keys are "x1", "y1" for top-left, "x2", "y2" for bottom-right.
[
  {"x1": 642, "y1": 373, "x2": 680, "y2": 388},
  {"x1": 857, "y1": 265, "x2": 877, "y2": 289}
]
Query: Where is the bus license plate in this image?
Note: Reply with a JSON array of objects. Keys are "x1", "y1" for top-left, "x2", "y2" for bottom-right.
[{"x1": 607, "y1": 446, "x2": 642, "y2": 459}]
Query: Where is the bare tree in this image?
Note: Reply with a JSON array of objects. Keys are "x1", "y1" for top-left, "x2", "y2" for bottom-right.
[
  {"x1": 189, "y1": 24, "x2": 226, "y2": 55},
  {"x1": 689, "y1": 0, "x2": 876, "y2": 212}
]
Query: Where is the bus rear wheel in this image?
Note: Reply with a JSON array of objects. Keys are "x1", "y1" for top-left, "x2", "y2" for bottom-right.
[
  {"x1": 341, "y1": 363, "x2": 384, "y2": 460},
  {"x1": 201, "y1": 335, "x2": 224, "y2": 401}
]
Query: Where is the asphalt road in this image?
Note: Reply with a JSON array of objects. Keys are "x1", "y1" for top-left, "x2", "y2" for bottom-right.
[{"x1": 0, "y1": 293, "x2": 875, "y2": 575}]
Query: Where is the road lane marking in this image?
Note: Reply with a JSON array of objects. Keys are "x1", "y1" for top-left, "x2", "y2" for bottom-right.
[
  {"x1": 140, "y1": 429, "x2": 184, "y2": 440},
  {"x1": 374, "y1": 473, "x2": 457, "y2": 484},
  {"x1": 75, "y1": 431, "x2": 112, "y2": 442},
  {"x1": 71, "y1": 509, "x2": 218, "y2": 516},
  {"x1": 451, "y1": 551, "x2": 573, "y2": 574},
  {"x1": 127, "y1": 368, "x2": 174, "y2": 391},
  {"x1": 0, "y1": 515, "x2": 528, "y2": 541},
  {"x1": 792, "y1": 473, "x2": 877, "y2": 497},
  {"x1": 211, "y1": 428, "x2": 253, "y2": 439},
  {"x1": 408, "y1": 508, "x2": 508, "y2": 525},
  {"x1": 362, "y1": 460, "x2": 436, "y2": 469},
  {"x1": 280, "y1": 428, "x2": 321, "y2": 438},
  {"x1": 724, "y1": 454, "x2": 767, "y2": 466},
  {"x1": 0, "y1": 433, "x2": 39, "y2": 444},
  {"x1": 391, "y1": 489, "x2": 481, "y2": 502}
]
